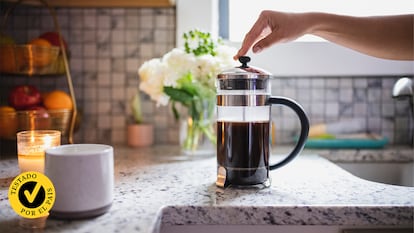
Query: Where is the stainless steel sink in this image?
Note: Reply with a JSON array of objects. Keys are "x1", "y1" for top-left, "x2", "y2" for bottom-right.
[{"x1": 334, "y1": 162, "x2": 414, "y2": 187}]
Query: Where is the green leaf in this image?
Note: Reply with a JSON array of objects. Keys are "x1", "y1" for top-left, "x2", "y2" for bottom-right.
[
  {"x1": 180, "y1": 82, "x2": 200, "y2": 97},
  {"x1": 171, "y1": 102, "x2": 180, "y2": 120},
  {"x1": 130, "y1": 93, "x2": 143, "y2": 123},
  {"x1": 182, "y1": 29, "x2": 220, "y2": 57},
  {"x1": 189, "y1": 99, "x2": 200, "y2": 121},
  {"x1": 177, "y1": 73, "x2": 196, "y2": 90},
  {"x1": 164, "y1": 86, "x2": 193, "y2": 106}
]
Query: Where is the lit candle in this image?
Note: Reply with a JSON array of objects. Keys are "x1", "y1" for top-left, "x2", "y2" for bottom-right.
[{"x1": 17, "y1": 130, "x2": 61, "y2": 173}]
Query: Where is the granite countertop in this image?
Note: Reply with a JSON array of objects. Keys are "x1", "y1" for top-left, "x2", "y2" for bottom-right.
[
  {"x1": 0, "y1": 145, "x2": 413, "y2": 233},
  {"x1": 288, "y1": 146, "x2": 414, "y2": 162}
]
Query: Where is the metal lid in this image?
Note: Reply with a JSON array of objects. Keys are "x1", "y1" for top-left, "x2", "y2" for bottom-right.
[{"x1": 217, "y1": 56, "x2": 271, "y2": 80}]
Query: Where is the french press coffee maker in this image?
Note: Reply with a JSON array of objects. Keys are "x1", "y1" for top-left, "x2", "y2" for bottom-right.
[{"x1": 216, "y1": 56, "x2": 310, "y2": 188}]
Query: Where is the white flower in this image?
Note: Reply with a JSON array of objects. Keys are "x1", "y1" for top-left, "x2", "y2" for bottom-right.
[
  {"x1": 216, "y1": 44, "x2": 238, "y2": 68},
  {"x1": 138, "y1": 58, "x2": 170, "y2": 106},
  {"x1": 137, "y1": 33, "x2": 238, "y2": 108},
  {"x1": 193, "y1": 54, "x2": 219, "y2": 88},
  {"x1": 162, "y1": 48, "x2": 196, "y2": 87}
]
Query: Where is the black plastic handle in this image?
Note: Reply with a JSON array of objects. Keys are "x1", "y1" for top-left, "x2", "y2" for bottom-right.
[
  {"x1": 238, "y1": 56, "x2": 251, "y2": 68},
  {"x1": 268, "y1": 96, "x2": 309, "y2": 170}
]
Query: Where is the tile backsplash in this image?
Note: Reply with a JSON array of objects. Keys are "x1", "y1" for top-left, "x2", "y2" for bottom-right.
[
  {"x1": 0, "y1": 4, "x2": 412, "y2": 147},
  {"x1": 270, "y1": 77, "x2": 412, "y2": 145}
]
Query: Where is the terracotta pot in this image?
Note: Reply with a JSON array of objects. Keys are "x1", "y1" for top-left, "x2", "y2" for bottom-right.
[{"x1": 127, "y1": 124, "x2": 154, "y2": 147}]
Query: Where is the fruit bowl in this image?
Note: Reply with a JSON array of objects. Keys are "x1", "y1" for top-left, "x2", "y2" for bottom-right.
[
  {"x1": 0, "y1": 44, "x2": 65, "y2": 75},
  {"x1": 0, "y1": 109, "x2": 74, "y2": 140}
]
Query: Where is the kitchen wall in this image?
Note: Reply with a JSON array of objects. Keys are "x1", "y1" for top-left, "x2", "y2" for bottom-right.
[{"x1": 0, "y1": 4, "x2": 411, "y2": 146}]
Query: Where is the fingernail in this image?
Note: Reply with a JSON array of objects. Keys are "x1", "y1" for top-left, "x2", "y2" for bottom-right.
[{"x1": 253, "y1": 46, "x2": 262, "y2": 53}]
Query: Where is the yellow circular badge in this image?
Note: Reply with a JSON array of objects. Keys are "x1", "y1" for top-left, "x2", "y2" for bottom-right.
[{"x1": 8, "y1": 172, "x2": 55, "y2": 219}]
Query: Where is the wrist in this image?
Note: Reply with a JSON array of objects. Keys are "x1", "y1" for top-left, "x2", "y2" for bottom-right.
[{"x1": 303, "y1": 12, "x2": 329, "y2": 36}]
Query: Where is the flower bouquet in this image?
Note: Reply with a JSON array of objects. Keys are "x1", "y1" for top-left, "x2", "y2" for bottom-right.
[{"x1": 138, "y1": 29, "x2": 237, "y2": 153}]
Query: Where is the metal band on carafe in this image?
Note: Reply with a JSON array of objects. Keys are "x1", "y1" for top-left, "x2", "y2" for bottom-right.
[
  {"x1": 217, "y1": 95, "x2": 267, "y2": 106},
  {"x1": 217, "y1": 77, "x2": 269, "y2": 107},
  {"x1": 217, "y1": 78, "x2": 269, "y2": 90}
]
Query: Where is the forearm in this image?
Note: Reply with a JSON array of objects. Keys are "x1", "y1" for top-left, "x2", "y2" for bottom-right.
[{"x1": 307, "y1": 13, "x2": 414, "y2": 60}]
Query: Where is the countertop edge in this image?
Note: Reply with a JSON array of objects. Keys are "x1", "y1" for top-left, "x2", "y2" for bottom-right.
[{"x1": 156, "y1": 205, "x2": 413, "y2": 228}]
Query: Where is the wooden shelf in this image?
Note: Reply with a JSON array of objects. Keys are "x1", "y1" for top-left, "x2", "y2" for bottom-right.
[{"x1": 1, "y1": 0, "x2": 175, "y2": 8}]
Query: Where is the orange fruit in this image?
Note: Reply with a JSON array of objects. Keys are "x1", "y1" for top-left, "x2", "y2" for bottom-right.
[
  {"x1": 0, "y1": 106, "x2": 18, "y2": 139},
  {"x1": 43, "y1": 90, "x2": 73, "y2": 110},
  {"x1": 28, "y1": 38, "x2": 54, "y2": 67},
  {"x1": 0, "y1": 106, "x2": 16, "y2": 112},
  {"x1": 29, "y1": 38, "x2": 52, "y2": 47}
]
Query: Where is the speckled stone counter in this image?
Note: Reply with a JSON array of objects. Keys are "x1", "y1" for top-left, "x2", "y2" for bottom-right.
[
  {"x1": 0, "y1": 146, "x2": 413, "y2": 233},
  {"x1": 303, "y1": 146, "x2": 414, "y2": 163}
]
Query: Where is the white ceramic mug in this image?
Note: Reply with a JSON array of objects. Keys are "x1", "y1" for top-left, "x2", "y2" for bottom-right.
[{"x1": 44, "y1": 144, "x2": 114, "y2": 219}]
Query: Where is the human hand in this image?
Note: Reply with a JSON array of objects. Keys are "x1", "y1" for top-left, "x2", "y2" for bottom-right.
[
  {"x1": 234, "y1": 11, "x2": 414, "y2": 61},
  {"x1": 234, "y1": 11, "x2": 310, "y2": 60}
]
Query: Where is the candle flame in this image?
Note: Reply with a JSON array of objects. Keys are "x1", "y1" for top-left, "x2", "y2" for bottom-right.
[
  {"x1": 30, "y1": 131, "x2": 36, "y2": 143},
  {"x1": 43, "y1": 134, "x2": 53, "y2": 148}
]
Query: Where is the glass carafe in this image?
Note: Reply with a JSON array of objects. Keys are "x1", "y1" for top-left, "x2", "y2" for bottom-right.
[{"x1": 216, "y1": 56, "x2": 309, "y2": 188}]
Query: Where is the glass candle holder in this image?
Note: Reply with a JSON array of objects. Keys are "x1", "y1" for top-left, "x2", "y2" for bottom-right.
[
  {"x1": 17, "y1": 130, "x2": 61, "y2": 173},
  {"x1": 16, "y1": 130, "x2": 61, "y2": 229}
]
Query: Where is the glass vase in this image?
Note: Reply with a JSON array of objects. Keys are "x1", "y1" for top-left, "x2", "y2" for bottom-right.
[{"x1": 179, "y1": 99, "x2": 216, "y2": 156}]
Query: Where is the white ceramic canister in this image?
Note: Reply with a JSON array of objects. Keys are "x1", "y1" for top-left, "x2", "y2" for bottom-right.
[{"x1": 45, "y1": 144, "x2": 114, "y2": 219}]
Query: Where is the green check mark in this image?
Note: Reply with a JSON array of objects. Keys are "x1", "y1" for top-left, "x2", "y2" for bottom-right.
[{"x1": 24, "y1": 182, "x2": 42, "y2": 203}]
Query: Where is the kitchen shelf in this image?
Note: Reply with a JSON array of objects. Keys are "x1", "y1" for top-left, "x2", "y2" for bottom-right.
[{"x1": 1, "y1": 0, "x2": 175, "y2": 7}]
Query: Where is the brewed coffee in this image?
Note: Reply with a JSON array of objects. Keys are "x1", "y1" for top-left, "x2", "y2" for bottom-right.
[{"x1": 217, "y1": 121, "x2": 270, "y2": 186}]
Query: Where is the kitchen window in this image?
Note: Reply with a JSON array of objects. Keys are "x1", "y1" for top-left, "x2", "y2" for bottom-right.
[{"x1": 177, "y1": 0, "x2": 414, "y2": 76}]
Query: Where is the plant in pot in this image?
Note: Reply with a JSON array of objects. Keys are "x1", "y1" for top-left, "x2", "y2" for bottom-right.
[{"x1": 127, "y1": 92, "x2": 154, "y2": 147}]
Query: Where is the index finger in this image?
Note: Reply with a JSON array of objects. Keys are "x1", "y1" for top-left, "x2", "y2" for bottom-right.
[{"x1": 234, "y1": 12, "x2": 271, "y2": 59}]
